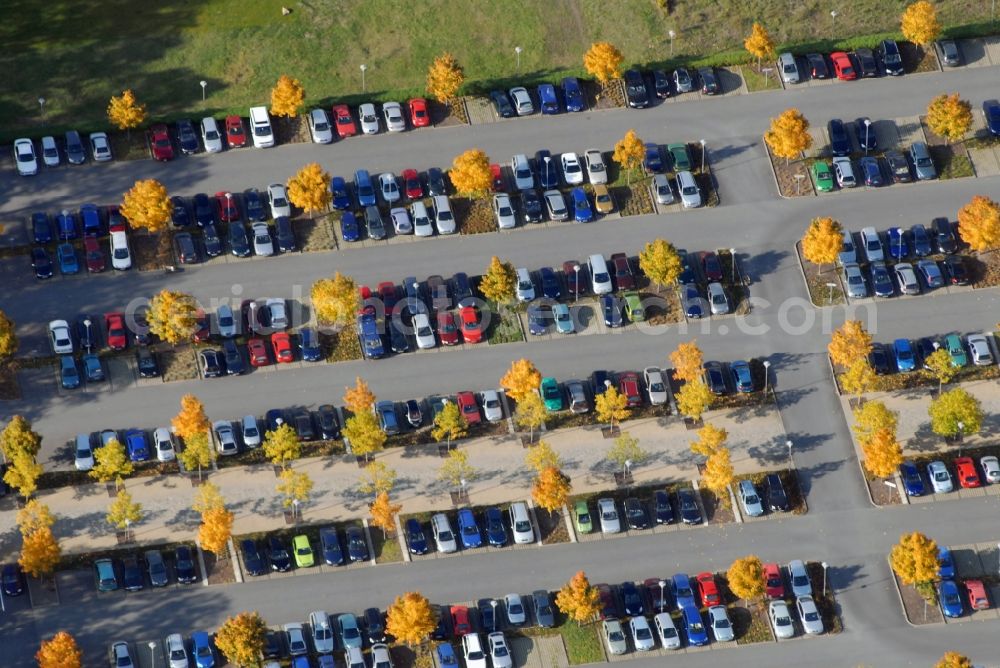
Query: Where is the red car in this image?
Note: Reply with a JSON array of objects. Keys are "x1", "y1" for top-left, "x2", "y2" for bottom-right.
[
  {"x1": 402, "y1": 169, "x2": 423, "y2": 199},
  {"x1": 700, "y1": 251, "x2": 723, "y2": 281},
  {"x1": 84, "y1": 237, "x2": 105, "y2": 272},
  {"x1": 192, "y1": 310, "x2": 211, "y2": 343},
  {"x1": 455, "y1": 391, "x2": 482, "y2": 424},
  {"x1": 966, "y1": 579, "x2": 990, "y2": 610},
  {"x1": 272, "y1": 332, "x2": 294, "y2": 363},
  {"x1": 696, "y1": 572, "x2": 721, "y2": 607},
  {"x1": 459, "y1": 306, "x2": 482, "y2": 344},
  {"x1": 955, "y1": 457, "x2": 982, "y2": 488},
  {"x1": 377, "y1": 282, "x2": 398, "y2": 315},
  {"x1": 830, "y1": 51, "x2": 857, "y2": 81},
  {"x1": 332, "y1": 104, "x2": 357, "y2": 138},
  {"x1": 643, "y1": 577, "x2": 671, "y2": 613},
  {"x1": 215, "y1": 192, "x2": 240, "y2": 223},
  {"x1": 437, "y1": 312, "x2": 459, "y2": 345},
  {"x1": 247, "y1": 338, "x2": 270, "y2": 367},
  {"x1": 763, "y1": 562, "x2": 785, "y2": 599},
  {"x1": 490, "y1": 163, "x2": 505, "y2": 192},
  {"x1": 358, "y1": 285, "x2": 376, "y2": 316},
  {"x1": 408, "y1": 98, "x2": 430, "y2": 128},
  {"x1": 149, "y1": 124, "x2": 174, "y2": 161},
  {"x1": 449, "y1": 605, "x2": 472, "y2": 637},
  {"x1": 618, "y1": 372, "x2": 643, "y2": 407},
  {"x1": 596, "y1": 583, "x2": 617, "y2": 619},
  {"x1": 105, "y1": 313, "x2": 127, "y2": 350},
  {"x1": 225, "y1": 115, "x2": 247, "y2": 148}
]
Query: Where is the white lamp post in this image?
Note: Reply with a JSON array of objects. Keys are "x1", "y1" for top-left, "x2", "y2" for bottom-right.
[
  {"x1": 515, "y1": 46, "x2": 522, "y2": 71},
  {"x1": 729, "y1": 248, "x2": 737, "y2": 281},
  {"x1": 624, "y1": 459, "x2": 632, "y2": 482},
  {"x1": 38, "y1": 97, "x2": 46, "y2": 115},
  {"x1": 863, "y1": 118, "x2": 872, "y2": 156},
  {"x1": 491, "y1": 599, "x2": 498, "y2": 630},
  {"x1": 763, "y1": 360, "x2": 771, "y2": 393},
  {"x1": 830, "y1": 9, "x2": 838, "y2": 28},
  {"x1": 148, "y1": 641, "x2": 157, "y2": 668},
  {"x1": 199, "y1": 80, "x2": 207, "y2": 102},
  {"x1": 460, "y1": 477, "x2": 467, "y2": 499},
  {"x1": 825, "y1": 282, "x2": 837, "y2": 305},
  {"x1": 574, "y1": 265, "x2": 580, "y2": 303},
  {"x1": 83, "y1": 319, "x2": 92, "y2": 352},
  {"x1": 699, "y1": 139, "x2": 707, "y2": 172},
  {"x1": 786, "y1": 440, "x2": 793, "y2": 467},
  {"x1": 292, "y1": 498, "x2": 300, "y2": 521},
  {"x1": 124, "y1": 518, "x2": 131, "y2": 542},
  {"x1": 668, "y1": 30, "x2": 676, "y2": 56},
  {"x1": 360, "y1": 64, "x2": 368, "y2": 92},
  {"x1": 658, "y1": 579, "x2": 666, "y2": 611},
  {"x1": 957, "y1": 420, "x2": 965, "y2": 455},
  {"x1": 821, "y1": 561, "x2": 829, "y2": 595}
]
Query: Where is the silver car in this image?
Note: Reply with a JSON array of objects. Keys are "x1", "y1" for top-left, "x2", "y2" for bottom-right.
[
  {"x1": 967, "y1": 334, "x2": 993, "y2": 366},
  {"x1": 165, "y1": 633, "x2": 188, "y2": 668},
  {"x1": 309, "y1": 610, "x2": 335, "y2": 654},
  {"x1": 216, "y1": 304, "x2": 237, "y2": 338},
  {"x1": 511, "y1": 154, "x2": 534, "y2": 190},
  {"x1": 653, "y1": 612, "x2": 681, "y2": 649},
  {"x1": 982, "y1": 456, "x2": 1000, "y2": 484},
  {"x1": 675, "y1": 170, "x2": 701, "y2": 208},
  {"x1": 251, "y1": 222, "x2": 274, "y2": 256},
  {"x1": 928, "y1": 460, "x2": 953, "y2": 493},
  {"x1": 894, "y1": 263, "x2": 920, "y2": 295},
  {"x1": 838, "y1": 230, "x2": 857, "y2": 265},
  {"x1": 509, "y1": 87, "x2": 534, "y2": 115},
  {"x1": 910, "y1": 141, "x2": 936, "y2": 180},
  {"x1": 597, "y1": 498, "x2": 620, "y2": 533},
  {"x1": 643, "y1": 367, "x2": 668, "y2": 405},
  {"x1": 796, "y1": 595, "x2": 824, "y2": 635},
  {"x1": 359, "y1": 103, "x2": 379, "y2": 134},
  {"x1": 602, "y1": 619, "x2": 627, "y2": 655},
  {"x1": 707, "y1": 282, "x2": 729, "y2": 315},
  {"x1": 708, "y1": 605, "x2": 734, "y2": 642},
  {"x1": 242, "y1": 415, "x2": 261, "y2": 448},
  {"x1": 769, "y1": 600, "x2": 795, "y2": 639},
  {"x1": 543, "y1": 190, "x2": 568, "y2": 221},
  {"x1": 213, "y1": 420, "x2": 238, "y2": 456},
  {"x1": 389, "y1": 207, "x2": 413, "y2": 234},
  {"x1": 504, "y1": 593, "x2": 527, "y2": 625},
  {"x1": 652, "y1": 174, "x2": 675, "y2": 204},
  {"x1": 308, "y1": 108, "x2": 334, "y2": 144},
  {"x1": 584, "y1": 149, "x2": 608, "y2": 184},
  {"x1": 382, "y1": 101, "x2": 406, "y2": 132},
  {"x1": 787, "y1": 560, "x2": 812, "y2": 597},
  {"x1": 481, "y1": 390, "x2": 503, "y2": 422},
  {"x1": 843, "y1": 263, "x2": 867, "y2": 298},
  {"x1": 487, "y1": 632, "x2": 512, "y2": 668},
  {"x1": 630, "y1": 616, "x2": 655, "y2": 651},
  {"x1": 493, "y1": 193, "x2": 516, "y2": 230},
  {"x1": 833, "y1": 157, "x2": 856, "y2": 188},
  {"x1": 778, "y1": 52, "x2": 800, "y2": 83},
  {"x1": 411, "y1": 201, "x2": 434, "y2": 237},
  {"x1": 201, "y1": 117, "x2": 224, "y2": 153},
  {"x1": 738, "y1": 479, "x2": 764, "y2": 517},
  {"x1": 379, "y1": 173, "x2": 400, "y2": 204}
]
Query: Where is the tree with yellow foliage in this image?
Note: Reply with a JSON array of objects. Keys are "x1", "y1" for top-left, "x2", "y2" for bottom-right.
[
  {"x1": 146, "y1": 289, "x2": 198, "y2": 344},
  {"x1": 198, "y1": 505, "x2": 234, "y2": 556},
  {"x1": 0, "y1": 309, "x2": 18, "y2": 362},
  {"x1": 287, "y1": 162, "x2": 332, "y2": 215},
  {"x1": 957, "y1": 195, "x2": 1000, "y2": 252},
  {"x1": 676, "y1": 379, "x2": 714, "y2": 421},
  {"x1": 358, "y1": 461, "x2": 397, "y2": 498},
  {"x1": 744, "y1": 23, "x2": 776, "y2": 70},
  {"x1": 120, "y1": 179, "x2": 172, "y2": 234},
  {"x1": 556, "y1": 570, "x2": 602, "y2": 625},
  {"x1": 801, "y1": 217, "x2": 844, "y2": 272},
  {"x1": 595, "y1": 385, "x2": 630, "y2": 431},
  {"x1": 4, "y1": 449, "x2": 42, "y2": 498},
  {"x1": 270, "y1": 74, "x2": 305, "y2": 117},
  {"x1": 583, "y1": 42, "x2": 624, "y2": 83},
  {"x1": 88, "y1": 438, "x2": 133, "y2": 487},
  {"x1": 901, "y1": 1, "x2": 941, "y2": 50},
  {"x1": 437, "y1": 448, "x2": 477, "y2": 491},
  {"x1": 691, "y1": 423, "x2": 728, "y2": 457},
  {"x1": 501, "y1": 358, "x2": 542, "y2": 402},
  {"x1": 16, "y1": 499, "x2": 55, "y2": 536},
  {"x1": 107, "y1": 89, "x2": 146, "y2": 137},
  {"x1": 638, "y1": 239, "x2": 682, "y2": 292},
  {"x1": 764, "y1": 108, "x2": 812, "y2": 164},
  {"x1": 479, "y1": 256, "x2": 518, "y2": 305},
  {"x1": 613, "y1": 129, "x2": 645, "y2": 184},
  {"x1": 450, "y1": 149, "x2": 492, "y2": 198},
  {"x1": 670, "y1": 340, "x2": 704, "y2": 384},
  {"x1": 172, "y1": 394, "x2": 211, "y2": 442},
  {"x1": 214, "y1": 612, "x2": 268, "y2": 668},
  {"x1": 861, "y1": 428, "x2": 903, "y2": 478},
  {"x1": 852, "y1": 400, "x2": 898, "y2": 443},
  {"x1": 386, "y1": 592, "x2": 437, "y2": 646},
  {"x1": 929, "y1": 387, "x2": 983, "y2": 439},
  {"x1": 926, "y1": 93, "x2": 973, "y2": 144},
  {"x1": 19, "y1": 526, "x2": 60, "y2": 579},
  {"x1": 935, "y1": 652, "x2": 973, "y2": 668},
  {"x1": 276, "y1": 469, "x2": 313, "y2": 519},
  {"x1": 840, "y1": 359, "x2": 877, "y2": 400},
  {"x1": 532, "y1": 466, "x2": 571, "y2": 512},
  {"x1": 263, "y1": 423, "x2": 301, "y2": 468},
  {"x1": 432, "y1": 401, "x2": 469, "y2": 448},
  {"x1": 344, "y1": 376, "x2": 377, "y2": 414},
  {"x1": 889, "y1": 531, "x2": 940, "y2": 598},
  {"x1": 726, "y1": 555, "x2": 765, "y2": 601},
  {"x1": 702, "y1": 447, "x2": 734, "y2": 499},
  {"x1": 106, "y1": 488, "x2": 143, "y2": 538},
  {"x1": 606, "y1": 432, "x2": 648, "y2": 472},
  {"x1": 0, "y1": 415, "x2": 40, "y2": 461},
  {"x1": 525, "y1": 440, "x2": 561, "y2": 473},
  {"x1": 426, "y1": 53, "x2": 465, "y2": 103},
  {"x1": 370, "y1": 491, "x2": 402, "y2": 536},
  {"x1": 924, "y1": 348, "x2": 958, "y2": 392},
  {"x1": 313, "y1": 272, "x2": 358, "y2": 328},
  {"x1": 828, "y1": 320, "x2": 873, "y2": 369},
  {"x1": 36, "y1": 631, "x2": 83, "y2": 668},
  {"x1": 515, "y1": 391, "x2": 547, "y2": 442},
  {"x1": 177, "y1": 431, "x2": 214, "y2": 480},
  {"x1": 343, "y1": 411, "x2": 386, "y2": 461},
  {"x1": 192, "y1": 480, "x2": 226, "y2": 515}
]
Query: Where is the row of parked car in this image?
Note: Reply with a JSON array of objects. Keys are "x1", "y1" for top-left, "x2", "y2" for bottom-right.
[
  {"x1": 28, "y1": 207, "x2": 133, "y2": 279},
  {"x1": 778, "y1": 40, "x2": 908, "y2": 84},
  {"x1": 12, "y1": 130, "x2": 112, "y2": 176},
  {"x1": 867, "y1": 332, "x2": 996, "y2": 377},
  {"x1": 817, "y1": 116, "x2": 937, "y2": 188},
  {"x1": 901, "y1": 454, "x2": 1000, "y2": 499}
]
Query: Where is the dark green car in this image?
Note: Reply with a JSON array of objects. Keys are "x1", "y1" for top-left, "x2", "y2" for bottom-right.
[
  {"x1": 574, "y1": 500, "x2": 593, "y2": 534},
  {"x1": 811, "y1": 161, "x2": 834, "y2": 192},
  {"x1": 94, "y1": 558, "x2": 118, "y2": 592},
  {"x1": 667, "y1": 143, "x2": 692, "y2": 172}
]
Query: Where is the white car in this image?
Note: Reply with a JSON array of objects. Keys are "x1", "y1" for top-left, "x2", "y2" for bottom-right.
[
  {"x1": 40, "y1": 135, "x2": 60, "y2": 167},
  {"x1": 216, "y1": 304, "x2": 237, "y2": 338},
  {"x1": 201, "y1": 117, "x2": 223, "y2": 153},
  {"x1": 165, "y1": 633, "x2": 188, "y2": 668},
  {"x1": 676, "y1": 170, "x2": 702, "y2": 207},
  {"x1": 90, "y1": 131, "x2": 112, "y2": 161},
  {"x1": 74, "y1": 434, "x2": 94, "y2": 471},
  {"x1": 493, "y1": 193, "x2": 516, "y2": 230},
  {"x1": 344, "y1": 646, "x2": 366, "y2": 668},
  {"x1": 309, "y1": 610, "x2": 335, "y2": 654},
  {"x1": 708, "y1": 605, "x2": 734, "y2": 642},
  {"x1": 431, "y1": 195, "x2": 455, "y2": 234},
  {"x1": 411, "y1": 201, "x2": 434, "y2": 237},
  {"x1": 796, "y1": 595, "x2": 824, "y2": 635},
  {"x1": 515, "y1": 267, "x2": 535, "y2": 302},
  {"x1": 560, "y1": 152, "x2": 584, "y2": 185},
  {"x1": 110, "y1": 227, "x2": 132, "y2": 270},
  {"x1": 584, "y1": 149, "x2": 607, "y2": 184},
  {"x1": 967, "y1": 334, "x2": 994, "y2": 366},
  {"x1": 487, "y1": 632, "x2": 512, "y2": 668},
  {"x1": 643, "y1": 367, "x2": 668, "y2": 405},
  {"x1": 511, "y1": 154, "x2": 534, "y2": 190},
  {"x1": 153, "y1": 428, "x2": 176, "y2": 462},
  {"x1": 597, "y1": 497, "x2": 620, "y2": 533},
  {"x1": 101, "y1": 430, "x2": 118, "y2": 447},
  {"x1": 928, "y1": 460, "x2": 953, "y2": 493},
  {"x1": 652, "y1": 612, "x2": 681, "y2": 649},
  {"x1": 267, "y1": 183, "x2": 291, "y2": 219},
  {"x1": 833, "y1": 156, "x2": 856, "y2": 188},
  {"x1": 265, "y1": 298, "x2": 288, "y2": 329},
  {"x1": 382, "y1": 101, "x2": 406, "y2": 132},
  {"x1": 379, "y1": 173, "x2": 400, "y2": 204},
  {"x1": 241, "y1": 415, "x2": 261, "y2": 448},
  {"x1": 602, "y1": 619, "x2": 627, "y2": 655},
  {"x1": 252, "y1": 223, "x2": 274, "y2": 256},
  {"x1": 481, "y1": 390, "x2": 503, "y2": 422},
  {"x1": 213, "y1": 421, "x2": 238, "y2": 456},
  {"x1": 359, "y1": 103, "x2": 380, "y2": 134},
  {"x1": 389, "y1": 207, "x2": 412, "y2": 234},
  {"x1": 509, "y1": 87, "x2": 534, "y2": 115},
  {"x1": 308, "y1": 108, "x2": 334, "y2": 144},
  {"x1": 370, "y1": 643, "x2": 393, "y2": 668},
  {"x1": 413, "y1": 313, "x2": 436, "y2": 349},
  {"x1": 629, "y1": 616, "x2": 656, "y2": 651},
  {"x1": 13, "y1": 138, "x2": 38, "y2": 175},
  {"x1": 504, "y1": 593, "x2": 527, "y2": 625},
  {"x1": 543, "y1": 189, "x2": 568, "y2": 220},
  {"x1": 49, "y1": 319, "x2": 73, "y2": 354},
  {"x1": 283, "y1": 623, "x2": 308, "y2": 656},
  {"x1": 462, "y1": 633, "x2": 487, "y2": 668},
  {"x1": 707, "y1": 282, "x2": 729, "y2": 315},
  {"x1": 788, "y1": 559, "x2": 812, "y2": 597},
  {"x1": 110, "y1": 642, "x2": 134, "y2": 668},
  {"x1": 769, "y1": 600, "x2": 795, "y2": 639},
  {"x1": 981, "y1": 455, "x2": 1000, "y2": 484}
]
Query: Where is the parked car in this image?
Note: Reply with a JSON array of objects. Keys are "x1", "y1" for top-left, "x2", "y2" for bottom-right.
[
  {"x1": 738, "y1": 479, "x2": 765, "y2": 517},
  {"x1": 880, "y1": 39, "x2": 904, "y2": 75}
]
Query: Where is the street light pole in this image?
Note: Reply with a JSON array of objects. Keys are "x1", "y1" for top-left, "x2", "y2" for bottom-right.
[
  {"x1": 763, "y1": 361, "x2": 771, "y2": 393},
  {"x1": 83, "y1": 319, "x2": 92, "y2": 352},
  {"x1": 668, "y1": 30, "x2": 676, "y2": 56},
  {"x1": 658, "y1": 579, "x2": 666, "y2": 611},
  {"x1": 864, "y1": 119, "x2": 871, "y2": 156},
  {"x1": 360, "y1": 64, "x2": 367, "y2": 93},
  {"x1": 624, "y1": 459, "x2": 632, "y2": 484},
  {"x1": 515, "y1": 46, "x2": 522, "y2": 72},
  {"x1": 460, "y1": 477, "x2": 467, "y2": 500},
  {"x1": 148, "y1": 641, "x2": 157, "y2": 668},
  {"x1": 821, "y1": 562, "x2": 829, "y2": 596},
  {"x1": 699, "y1": 139, "x2": 707, "y2": 173},
  {"x1": 574, "y1": 265, "x2": 580, "y2": 304},
  {"x1": 957, "y1": 420, "x2": 964, "y2": 455},
  {"x1": 825, "y1": 282, "x2": 837, "y2": 305},
  {"x1": 125, "y1": 518, "x2": 131, "y2": 542},
  {"x1": 491, "y1": 599, "x2": 498, "y2": 631},
  {"x1": 830, "y1": 9, "x2": 838, "y2": 28},
  {"x1": 729, "y1": 248, "x2": 736, "y2": 282},
  {"x1": 199, "y1": 80, "x2": 207, "y2": 102},
  {"x1": 786, "y1": 440, "x2": 793, "y2": 468},
  {"x1": 38, "y1": 97, "x2": 46, "y2": 115}
]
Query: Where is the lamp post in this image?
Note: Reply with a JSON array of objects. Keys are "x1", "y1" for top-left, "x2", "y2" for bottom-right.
[
  {"x1": 292, "y1": 498, "x2": 300, "y2": 522},
  {"x1": 668, "y1": 30, "x2": 676, "y2": 56},
  {"x1": 124, "y1": 518, "x2": 131, "y2": 542},
  {"x1": 491, "y1": 599, "x2": 498, "y2": 630},
  {"x1": 148, "y1": 641, "x2": 157, "y2": 668},
  {"x1": 515, "y1": 46, "x2": 522, "y2": 71},
  {"x1": 863, "y1": 118, "x2": 871, "y2": 156},
  {"x1": 786, "y1": 440, "x2": 793, "y2": 467},
  {"x1": 825, "y1": 282, "x2": 837, "y2": 305},
  {"x1": 763, "y1": 360, "x2": 771, "y2": 393},
  {"x1": 794, "y1": 173, "x2": 805, "y2": 195},
  {"x1": 83, "y1": 318, "x2": 92, "y2": 352},
  {"x1": 360, "y1": 64, "x2": 368, "y2": 92},
  {"x1": 38, "y1": 97, "x2": 46, "y2": 115},
  {"x1": 821, "y1": 561, "x2": 829, "y2": 596},
  {"x1": 957, "y1": 420, "x2": 964, "y2": 455},
  {"x1": 658, "y1": 579, "x2": 666, "y2": 611},
  {"x1": 624, "y1": 459, "x2": 632, "y2": 484},
  {"x1": 543, "y1": 156, "x2": 551, "y2": 186},
  {"x1": 729, "y1": 248, "x2": 737, "y2": 282},
  {"x1": 830, "y1": 9, "x2": 838, "y2": 28},
  {"x1": 199, "y1": 80, "x2": 207, "y2": 102},
  {"x1": 574, "y1": 265, "x2": 580, "y2": 304},
  {"x1": 699, "y1": 139, "x2": 707, "y2": 173}
]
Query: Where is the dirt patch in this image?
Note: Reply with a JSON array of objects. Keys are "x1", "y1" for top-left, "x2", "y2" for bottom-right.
[
  {"x1": 589, "y1": 79, "x2": 624, "y2": 110},
  {"x1": 109, "y1": 131, "x2": 151, "y2": 162},
  {"x1": 537, "y1": 507, "x2": 570, "y2": 544},
  {"x1": 0, "y1": 361, "x2": 22, "y2": 400},
  {"x1": 901, "y1": 42, "x2": 940, "y2": 74},
  {"x1": 643, "y1": 289, "x2": 683, "y2": 326},
  {"x1": 893, "y1": 571, "x2": 943, "y2": 624},
  {"x1": 794, "y1": 241, "x2": 845, "y2": 306},
  {"x1": 970, "y1": 251, "x2": 1000, "y2": 288},
  {"x1": 161, "y1": 347, "x2": 199, "y2": 382},
  {"x1": 273, "y1": 116, "x2": 310, "y2": 145},
  {"x1": 701, "y1": 488, "x2": 734, "y2": 524},
  {"x1": 766, "y1": 143, "x2": 815, "y2": 197},
  {"x1": 299, "y1": 213, "x2": 339, "y2": 252},
  {"x1": 866, "y1": 476, "x2": 901, "y2": 506},
  {"x1": 611, "y1": 182, "x2": 654, "y2": 217},
  {"x1": 921, "y1": 117, "x2": 975, "y2": 180},
  {"x1": 320, "y1": 328, "x2": 362, "y2": 363},
  {"x1": 133, "y1": 233, "x2": 169, "y2": 272},
  {"x1": 438, "y1": 99, "x2": 469, "y2": 126},
  {"x1": 204, "y1": 550, "x2": 236, "y2": 586},
  {"x1": 456, "y1": 197, "x2": 494, "y2": 234}
]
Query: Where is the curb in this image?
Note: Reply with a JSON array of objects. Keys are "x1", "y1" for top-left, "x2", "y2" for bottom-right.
[
  {"x1": 763, "y1": 140, "x2": 789, "y2": 200},
  {"x1": 526, "y1": 498, "x2": 544, "y2": 547},
  {"x1": 226, "y1": 538, "x2": 243, "y2": 584},
  {"x1": 394, "y1": 512, "x2": 411, "y2": 563},
  {"x1": 562, "y1": 504, "x2": 577, "y2": 543},
  {"x1": 728, "y1": 485, "x2": 743, "y2": 523},
  {"x1": 362, "y1": 519, "x2": 377, "y2": 566},
  {"x1": 691, "y1": 480, "x2": 710, "y2": 527},
  {"x1": 196, "y1": 544, "x2": 211, "y2": 586},
  {"x1": 887, "y1": 560, "x2": 943, "y2": 627}
]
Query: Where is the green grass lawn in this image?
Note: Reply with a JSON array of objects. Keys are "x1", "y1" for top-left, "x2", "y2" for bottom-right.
[
  {"x1": 3, "y1": 0, "x2": 996, "y2": 140},
  {"x1": 556, "y1": 620, "x2": 605, "y2": 665}
]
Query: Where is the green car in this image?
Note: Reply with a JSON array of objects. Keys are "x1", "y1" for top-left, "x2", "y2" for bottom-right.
[
  {"x1": 622, "y1": 291, "x2": 645, "y2": 323},
  {"x1": 812, "y1": 161, "x2": 834, "y2": 192},
  {"x1": 574, "y1": 500, "x2": 593, "y2": 534},
  {"x1": 944, "y1": 334, "x2": 968, "y2": 367},
  {"x1": 667, "y1": 143, "x2": 692, "y2": 172},
  {"x1": 293, "y1": 534, "x2": 315, "y2": 568},
  {"x1": 540, "y1": 377, "x2": 564, "y2": 412},
  {"x1": 94, "y1": 558, "x2": 118, "y2": 592}
]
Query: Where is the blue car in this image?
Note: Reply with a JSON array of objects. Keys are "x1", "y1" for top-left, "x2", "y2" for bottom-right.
[
  {"x1": 484, "y1": 506, "x2": 507, "y2": 546},
  {"x1": 730, "y1": 360, "x2": 753, "y2": 392},
  {"x1": 538, "y1": 83, "x2": 560, "y2": 114},
  {"x1": 124, "y1": 429, "x2": 150, "y2": 462},
  {"x1": 682, "y1": 283, "x2": 703, "y2": 319},
  {"x1": 571, "y1": 187, "x2": 593, "y2": 222},
  {"x1": 80, "y1": 203, "x2": 103, "y2": 236},
  {"x1": 299, "y1": 327, "x2": 322, "y2": 362},
  {"x1": 562, "y1": 77, "x2": 585, "y2": 112},
  {"x1": 57, "y1": 243, "x2": 79, "y2": 274},
  {"x1": 899, "y1": 461, "x2": 925, "y2": 496},
  {"x1": 457, "y1": 509, "x2": 482, "y2": 549},
  {"x1": 539, "y1": 267, "x2": 561, "y2": 299},
  {"x1": 682, "y1": 604, "x2": 708, "y2": 645},
  {"x1": 643, "y1": 143, "x2": 663, "y2": 173},
  {"x1": 320, "y1": 527, "x2": 344, "y2": 565},
  {"x1": 192, "y1": 631, "x2": 215, "y2": 668},
  {"x1": 436, "y1": 642, "x2": 458, "y2": 668},
  {"x1": 939, "y1": 579, "x2": 963, "y2": 618},
  {"x1": 31, "y1": 212, "x2": 52, "y2": 244},
  {"x1": 59, "y1": 355, "x2": 80, "y2": 389},
  {"x1": 894, "y1": 339, "x2": 915, "y2": 372},
  {"x1": 354, "y1": 170, "x2": 376, "y2": 207},
  {"x1": 405, "y1": 518, "x2": 429, "y2": 555},
  {"x1": 82, "y1": 353, "x2": 104, "y2": 382},
  {"x1": 292, "y1": 657, "x2": 311, "y2": 668},
  {"x1": 56, "y1": 210, "x2": 78, "y2": 239},
  {"x1": 331, "y1": 176, "x2": 352, "y2": 210},
  {"x1": 938, "y1": 546, "x2": 955, "y2": 579},
  {"x1": 672, "y1": 573, "x2": 696, "y2": 608},
  {"x1": 887, "y1": 227, "x2": 908, "y2": 259},
  {"x1": 341, "y1": 212, "x2": 360, "y2": 242},
  {"x1": 527, "y1": 304, "x2": 547, "y2": 335},
  {"x1": 358, "y1": 313, "x2": 384, "y2": 359}
]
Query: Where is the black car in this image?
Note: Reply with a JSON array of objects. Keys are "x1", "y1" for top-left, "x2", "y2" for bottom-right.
[
  {"x1": 406, "y1": 399, "x2": 423, "y2": 428},
  {"x1": 346, "y1": 525, "x2": 369, "y2": 562},
  {"x1": 176, "y1": 120, "x2": 200, "y2": 153},
  {"x1": 299, "y1": 328, "x2": 322, "y2": 362},
  {"x1": 859, "y1": 157, "x2": 884, "y2": 187},
  {"x1": 240, "y1": 539, "x2": 267, "y2": 576},
  {"x1": 365, "y1": 607, "x2": 386, "y2": 643},
  {"x1": 765, "y1": 473, "x2": 789, "y2": 512},
  {"x1": 533, "y1": 590, "x2": 555, "y2": 628},
  {"x1": 315, "y1": 405, "x2": 341, "y2": 440},
  {"x1": 698, "y1": 66, "x2": 719, "y2": 94},
  {"x1": 389, "y1": 320, "x2": 410, "y2": 354},
  {"x1": 879, "y1": 39, "x2": 904, "y2": 76},
  {"x1": 602, "y1": 295, "x2": 622, "y2": 328},
  {"x1": 65, "y1": 130, "x2": 86, "y2": 165},
  {"x1": 265, "y1": 409, "x2": 286, "y2": 433},
  {"x1": 170, "y1": 197, "x2": 191, "y2": 227},
  {"x1": 427, "y1": 167, "x2": 449, "y2": 197},
  {"x1": 623, "y1": 497, "x2": 649, "y2": 530},
  {"x1": 520, "y1": 189, "x2": 543, "y2": 223},
  {"x1": 591, "y1": 370, "x2": 612, "y2": 397},
  {"x1": 175, "y1": 545, "x2": 198, "y2": 584},
  {"x1": 121, "y1": 555, "x2": 143, "y2": 591},
  {"x1": 243, "y1": 188, "x2": 266, "y2": 222},
  {"x1": 917, "y1": 338, "x2": 939, "y2": 368},
  {"x1": 136, "y1": 348, "x2": 160, "y2": 378},
  {"x1": 653, "y1": 490, "x2": 673, "y2": 524},
  {"x1": 405, "y1": 518, "x2": 428, "y2": 555},
  {"x1": 535, "y1": 149, "x2": 560, "y2": 189},
  {"x1": 855, "y1": 48, "x2": 878, "y2": 77},
  {"x1": 539, "y1": 267, "x2": 561, "y2": 300},
  {"x1": 884, "y1": 150, "x2": 912, "y2": 183},
  {"x1": 854, "y1": 117, "x2": 877, "y2": 151},
  {"x1": 320, "y1": 526, "x2": 344, "y2": 565},
  {"x1": 30, "y1": 247, "x2": 53, "y2": 279},
  {"x1": 870, "y1": 263, "x2": 894, "y2": 297},
  {"x1": 704, "y1": 361, "x2": 727, "y2": 395},
  {"x1": 944, "y1": 256, "x2": 969, "y2": 285},
  {"x1": 828, "y1": 119, "x2": 851, "y2": 157},
  {"x1": 620, "y1": 581, "x2": 644, "y2": 616},
  {"x1": 452, "y1": 272, "x2": 474, "y2": 307},
  {"x1": 221, "y1": 339, "x2": 245, "y2": 375},
  {"x1": 653, "y1": 70, "x2": 670, "y2": 98},
  {"x1": 31, "y1": 212, "x2": 52, "y2": 243},
  {"x1": 229, "y1": 221, "x2": 251, "y2": 257},
  {"x1": 677, "y1": 488, "x2": 702, "y2": 524},
  {"x1": 77, "y1": 315, "x2": 101, "y2": 351},
  {"x1": 478, "y1": 598, "x2": 498, "y2": 631},
  {"x1": 274, "y1": 216, "x2": 296, "y2": 252},
  {"x1": 268, "y1": 536, "x2": 292, "y2": 572},
  {"x1": 806, "y1": 53, "x2": 829, "y2": 79},
  {"x1": 869, "y1": 343, "x2": 892, "y2": 374},
  {"x1": 202, "y1": 223, "x2": 223, "y2": 257},
  {"x1": 932, "y1": 217, "x2": 958, "y2": 254},
  {"x1": 263, "y1": 631, "x2": 283, "y2": 659},
  {"x1": 430, "y1": 605, "x2": 451, "y2": 640},
  {"x1": 193, "y1": 193, "x2": 215, "y2": 227},
  {"x1": 292, "y1": 410, "x2": 315, "y2": 441},
  {"x1": 2, "y1": 563, "x2": 24, "y2": 596},
  {"x1": 175, "y1": 232, "x2": 198, "y2": 264},
  {"x1": 490, "y1": 90, "x2": 515, "y2": 118},
  {"x1": 911, "y1": 224, "x2": 933, "y2": 257},
  {"x1": 623, "y1": 69, "x2": 649, "y2": 108},
  {"x1": 200, "y1": 349, "x2": 223, "y2": 378}
]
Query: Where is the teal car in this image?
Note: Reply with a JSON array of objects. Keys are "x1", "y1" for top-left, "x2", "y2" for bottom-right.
[
  {"x1": 574, "y1": 500, "x2": 593, "y2": 534},
  {"x1": 540, "y1": 377, "x2": 564, "y2": 412},
  {"x1": 667, "y1": 143, "x2": 692, "y2": 172},
  {"x1": 812, "y1": 161, "x2": 834, "y2": 192},
  {"x1": 944, "y1": 334, "x2": 968, "y2": 367}
]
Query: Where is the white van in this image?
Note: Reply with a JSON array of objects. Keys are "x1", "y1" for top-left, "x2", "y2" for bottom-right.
[
  {"x1": 249, "y1": 106, "x2": 275, "y2": 148},
  {"x1": 432, "y1": 513, "x2": 458, "y2": 553},
  {"x1": 676, "y1": 171, "x2": 702, "y2": 208},
  {"x1": 509, "y1": 502, "x2": 535, "y2": 544},
  {"x1": 516, "y1": 268, "x2": 535, "y2": 302},
  {"x1": 589, "y1": 254, "x2": 613, "y2": 295}
]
